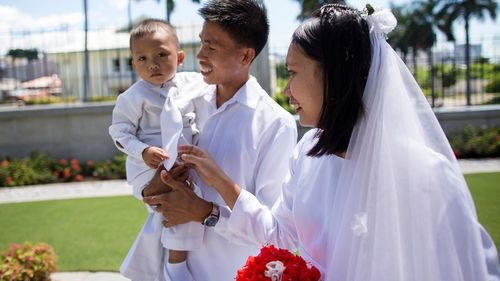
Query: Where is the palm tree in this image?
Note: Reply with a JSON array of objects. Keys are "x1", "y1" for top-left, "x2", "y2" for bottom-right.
[
  {"x1": 389, "y1": 2, "x2": 436, "y2": 84},
  {"x1": 165, "y1": 0, "x2": 200, "y2": 22},
  {"x1": 410, "y1": 0, "x2": 438, "y2": 104},
  {"x1": 388, "y1": 5, "x2": 412, "y2": 63},
  {"x1": 294, "y1": 0, "x2": 346, "y2": 20},
  {"x1": 435, "y1": 0, "x2": 497, "y2": 105}
]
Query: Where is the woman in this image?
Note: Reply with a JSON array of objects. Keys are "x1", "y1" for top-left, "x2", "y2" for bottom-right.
[{"x1": 176, "y1": 4, "x2": 500, "y2": 280}]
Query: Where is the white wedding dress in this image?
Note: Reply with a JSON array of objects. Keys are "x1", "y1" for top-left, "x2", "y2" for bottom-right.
[{"x1": 223, "y1": 7, "x2": 500, "y2": 281}]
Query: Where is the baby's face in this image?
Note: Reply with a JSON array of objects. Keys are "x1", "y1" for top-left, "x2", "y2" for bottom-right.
[{"x1": 131, "y1": 29, "x2": 184, "y2": 86}]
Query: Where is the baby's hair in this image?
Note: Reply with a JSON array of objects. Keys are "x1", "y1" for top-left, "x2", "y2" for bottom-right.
[{"x1": 129, "y1": 19, "x2": 179, "y2": 50}]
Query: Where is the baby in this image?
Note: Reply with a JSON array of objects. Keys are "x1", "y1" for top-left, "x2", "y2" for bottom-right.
[{"x1": 109, "y1": 19, "x2": 206, "y2": 281}]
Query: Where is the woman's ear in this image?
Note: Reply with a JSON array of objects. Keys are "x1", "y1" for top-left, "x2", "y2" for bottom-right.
[{"x1": 241, "y1": 48, "x2": 256, "y2": 66}]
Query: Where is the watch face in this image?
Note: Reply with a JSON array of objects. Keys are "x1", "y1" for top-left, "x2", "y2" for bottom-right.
[{"x1": 204, "y1": 215, "x2": 219, "y2": 227}]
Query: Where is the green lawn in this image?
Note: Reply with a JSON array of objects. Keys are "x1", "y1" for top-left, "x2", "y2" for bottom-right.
[
  {"x1": 0, "y1": 172, "x2": 498, "y2": 272},
  {"x1": 465, "y1": 172, "x2": 500, "y2": 250},
  {"x1": 0, "y1": 196, "x2": 147, "y2": 271}
]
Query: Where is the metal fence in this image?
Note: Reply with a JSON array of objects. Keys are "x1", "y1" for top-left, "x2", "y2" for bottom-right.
[
  {"x1": 0, "y1": 25, "x2": 202, "y2": 103},
  {"x1": 1, "y1": 25, "x2": 499, "y2": 108},
  {"x1": 402, "y1": 37, "x2": 500, "y2": 107},
  {"x1": 271, "y1": 36, "x2": 500, "y2": 108}
]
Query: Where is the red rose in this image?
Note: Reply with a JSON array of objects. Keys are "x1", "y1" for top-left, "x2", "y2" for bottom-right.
[{"x1": 236, "y1": 245, "x2": 320, "y2": 281}]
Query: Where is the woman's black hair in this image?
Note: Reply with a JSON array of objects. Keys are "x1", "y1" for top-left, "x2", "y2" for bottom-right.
[{"x1": 292, "y1": 4, "x2": 372, "y2": 156}]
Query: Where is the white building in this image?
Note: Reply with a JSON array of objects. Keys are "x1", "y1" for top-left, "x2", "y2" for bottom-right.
[{"x1": 3, "y1": 24, "x2": 271, "y2": 100}]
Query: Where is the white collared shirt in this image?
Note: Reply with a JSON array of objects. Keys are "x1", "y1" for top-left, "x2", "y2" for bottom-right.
[
  {"x1": 187, "y1": 77, "x2": 298, "y2": 281},
  {"x1": 108, "y1": 72, "x2": 207, "y2": 197},
  {"x1": 225, "y1": 129, "x2": 340, "y2": 275}
]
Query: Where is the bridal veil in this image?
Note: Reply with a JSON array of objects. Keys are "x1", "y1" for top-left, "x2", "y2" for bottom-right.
[{"x1": 324, "y1": 6, "x2": 500, "y2": 281}]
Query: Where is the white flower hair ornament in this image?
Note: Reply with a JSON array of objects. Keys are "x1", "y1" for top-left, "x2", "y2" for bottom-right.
[{"x1": 363, "y1": 4, "x2": 397, "y2": 39}]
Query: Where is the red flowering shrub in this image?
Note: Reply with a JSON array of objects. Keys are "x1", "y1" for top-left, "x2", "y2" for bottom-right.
[
  {"x1": 0, "y1": 242, "x2": 57, "y2": 281},
  {"x1": 0, "y1": 153, "x2": 126, "y2": 187},
  {"x1": 52, "y1": 158, "x2": 84, "y2": 182},
  {"x1": 236, "y1": 244, "x2": 321, "y2": 281}
]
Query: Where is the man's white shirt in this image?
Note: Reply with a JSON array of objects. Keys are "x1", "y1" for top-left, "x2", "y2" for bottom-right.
[{"x1": 186, "y1": 77, "x2": 297, "y2": 281}]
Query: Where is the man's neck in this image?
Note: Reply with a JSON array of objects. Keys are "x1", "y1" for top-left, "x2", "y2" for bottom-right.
[{"x1": 215, "y1": 74, "x2": 250, "y2": 108}]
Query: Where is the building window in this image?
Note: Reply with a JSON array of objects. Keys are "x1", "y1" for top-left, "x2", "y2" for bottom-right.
[
  {"x1": 113, "y1": 58, "x2": 120, "y2": 72},
  {"x1": 126, "y1": 58, "x2": 133, "y2": 71}
]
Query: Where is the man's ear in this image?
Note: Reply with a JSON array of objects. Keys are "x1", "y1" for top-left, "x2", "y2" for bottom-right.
[
  {"x1": 177, "y1": 50, "x2": 185, "y2": 66},
  {"x1": 241, "y1": 48, "x2": 256, "y2": 66}
]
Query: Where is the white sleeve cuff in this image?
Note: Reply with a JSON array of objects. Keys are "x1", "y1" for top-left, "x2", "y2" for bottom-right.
[
  {"x1": 126, "y1": 140, "x2": 149, "y2": 158},
  {"x1": 214, "y1": 189, "x2": 266, "y2": 246}
]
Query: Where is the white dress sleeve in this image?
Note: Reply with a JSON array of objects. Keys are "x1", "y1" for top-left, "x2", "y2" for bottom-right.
[
  {"x1": 109, "y1": 93, "x2": 149, "y2": 158},
  {"x1": 216, "y1": 126, "x2": 302, "y2": 249}
]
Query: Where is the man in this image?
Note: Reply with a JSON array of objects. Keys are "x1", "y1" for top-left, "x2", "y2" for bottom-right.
[{"x1": 144, "y1": 0, "x2": 297, "y2": 280}]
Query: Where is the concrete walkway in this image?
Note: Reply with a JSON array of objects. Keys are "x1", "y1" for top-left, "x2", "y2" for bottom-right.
[
  {"x1": 51, "y1": 272, "x2": 130, "y2": 281},
  {"x1": 1, "y1": 158, "x2": 499, "y2": 281},
  {"x1": 0, "y1": 179, "x2": 132, "y2": 204}
]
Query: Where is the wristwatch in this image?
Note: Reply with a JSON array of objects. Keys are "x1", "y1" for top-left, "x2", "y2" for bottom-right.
[{"x1": 202, "y1": 202, "x2": 220, "y2": 227}]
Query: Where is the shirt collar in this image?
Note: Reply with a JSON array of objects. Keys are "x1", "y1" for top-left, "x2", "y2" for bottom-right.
[
  {"x1": 202, "y1": 76, "x2": 260, "y2": 110},
  {"x1": 140, "y1": 78, "x2": 179, "y2": 99}
]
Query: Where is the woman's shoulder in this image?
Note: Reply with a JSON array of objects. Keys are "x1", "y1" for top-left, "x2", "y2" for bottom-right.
[
  {"x1": 299, "y1": 129, "x2": 319, "y2": 145},
  {"x1": 293, "y1": 129, "x2": 320, "y2": 156}
]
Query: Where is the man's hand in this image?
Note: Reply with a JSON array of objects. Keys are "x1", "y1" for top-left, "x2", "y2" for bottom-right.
[
  {"x1": 143, "y1": 170, "x2": 212, "y2": 228},
  {"x1": 142, "y1": 146, "x2": 168, "y2": 169},
  {"x1": 142, "y1": 163, "x2": 190, "y2": 197},
  {"x1": 178, "y1": 145, "x2": 227, "y2": 188}
]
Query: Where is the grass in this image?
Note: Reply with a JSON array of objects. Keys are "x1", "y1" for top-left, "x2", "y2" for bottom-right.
[
  {"x1": 0, "y1": 172, "x2": 498, "y2": 272},
  {"x1": 0, "y1": 196, "x2": 147, "y2": 271},
  {"x1": 464, "y1": 172, "x2": 500, "y2": 250}
]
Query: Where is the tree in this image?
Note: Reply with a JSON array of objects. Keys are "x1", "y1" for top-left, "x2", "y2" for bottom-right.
[
  {"x1": 388, "y1": 5, "x2": 411, "y2": 63},
  {"x1": 6, "y1": 49, "x2": 39, "y2": 61},
  {"x1": 388, "y1": 1, "x2": 436, "y2": 84},
  {"x1": 409, "y1": 0, "x2": 438, "y2": 103},
  {"x1": 435, "y1": 0, "x2": 497, "y2": 105},
  {"x1": 294, "y1": 0, "x2": 346, "y2": 20}
]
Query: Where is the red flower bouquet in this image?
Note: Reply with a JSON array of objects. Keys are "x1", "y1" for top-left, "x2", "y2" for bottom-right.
[{"x1": 236, "y1": 244, "x2": 321, "y2": 281}]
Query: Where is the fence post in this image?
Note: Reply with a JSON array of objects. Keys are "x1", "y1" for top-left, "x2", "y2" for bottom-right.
[{"x1": 83, "y1": 0, "x2": 89, "y2": 102}]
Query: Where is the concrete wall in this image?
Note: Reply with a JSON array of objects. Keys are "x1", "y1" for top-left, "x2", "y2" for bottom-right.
[
  {"x1": 1, "y1": 103, "x2": 499, "y2": 161},
  {"x1": 433, "y1": 105, "x2": 500, "y2": 133},
  {"x1": 0, "y1": 102, "x2": 117, "y2": 161}
]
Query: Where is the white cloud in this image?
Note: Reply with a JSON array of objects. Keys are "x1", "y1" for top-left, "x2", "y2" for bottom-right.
[
  {"x1": 106, "y1": 0, "x2": 129, "y2": 11},
  {"x1": 0, "y1": 5, "x2": 84, "y2": 54},
  {"x1": 0, "y1": 5, "x2": 83, "y2": 31}
]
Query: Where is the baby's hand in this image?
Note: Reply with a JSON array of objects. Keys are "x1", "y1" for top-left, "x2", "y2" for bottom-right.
[{"x1": 142, "y1": 147, "x2": 169, "y2": 169}]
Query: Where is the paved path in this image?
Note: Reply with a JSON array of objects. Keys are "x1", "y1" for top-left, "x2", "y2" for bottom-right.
[
  {"x1": 51, "y1": 272, "x2": 130, "y2": 281},
  {"x1": 1, "y1": 158, "x2": 499, "y2": 281},
  {"x1": 457, "y1": 158, "x2": 500, "y2": 174},
  {"x1": 0, "y1": 179, "x2": 132, "y2": 204}
]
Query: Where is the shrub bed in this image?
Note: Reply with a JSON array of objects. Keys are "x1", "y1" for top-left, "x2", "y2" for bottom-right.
[
  {"x1": 0, "y1": 154, "x2": 125, "y2": 187},
  {"x1": 0, "y1": 242, "x2": 56, "y2": 281},
  {"x1": 448, "y1": 126, "x2": 500, "y2": 159}
]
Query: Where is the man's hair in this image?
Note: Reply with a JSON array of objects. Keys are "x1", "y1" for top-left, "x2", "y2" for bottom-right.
[
  {"x1": 198, "y1": 0, "x2": 269, "y2": 58},
  {"x1": 292, "y1": 4, "x2": 372, "y2": 156},
  {"x1": 129, "y1": 19, "x2": 179, "y2": 50}
]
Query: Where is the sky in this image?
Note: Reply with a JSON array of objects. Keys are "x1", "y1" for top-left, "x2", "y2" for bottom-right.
[{"x1": 0, "y1": 0, "x2": 498, "y2": 56}]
